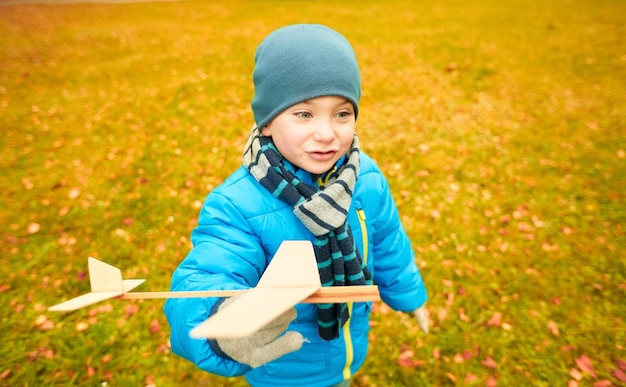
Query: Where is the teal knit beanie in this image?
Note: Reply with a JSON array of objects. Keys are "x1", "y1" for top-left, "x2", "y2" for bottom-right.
[{"x1": 251, "y1": 24, "x2": 361, "y2": 129}]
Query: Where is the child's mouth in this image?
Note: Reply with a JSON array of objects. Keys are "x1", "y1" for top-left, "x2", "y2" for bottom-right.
[{"x1": 309, "y1": 151, "x2": 336, "y2": 161}]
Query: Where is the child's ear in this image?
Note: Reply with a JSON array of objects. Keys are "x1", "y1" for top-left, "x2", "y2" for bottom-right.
[{"x1": 261, "y1": 125, "x2": 271, "y2": 137}]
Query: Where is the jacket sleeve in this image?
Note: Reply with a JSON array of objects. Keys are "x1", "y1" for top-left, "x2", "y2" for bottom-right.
[
  {"x1": 369, "y1": 172, "x2": 428, "y2": 312},
  {"x1": 164, "y1": 190, "x2": 265, "y2": 377}
]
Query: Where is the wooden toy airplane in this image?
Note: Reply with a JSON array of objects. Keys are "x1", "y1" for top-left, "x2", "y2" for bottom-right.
[{"x1": 49, "y1": 240, "x2": 380, "y2": 338}]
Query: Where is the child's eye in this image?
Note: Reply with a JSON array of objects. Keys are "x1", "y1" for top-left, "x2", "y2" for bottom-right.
[
  {"x1": 294, "y1": 111, "x2": 313, "y2": 120},
  {"x1": 335, "y1": 110, "x2": 353, "y2": 120}
]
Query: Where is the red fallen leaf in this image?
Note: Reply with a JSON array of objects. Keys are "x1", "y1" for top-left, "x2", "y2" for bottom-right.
[
  {"x1": 486, "y1": 376, "x2": 498, "y2": 387},
  {"x1": 517, "y1": 222, "x2": 535, "y2": 233},
  {"x1": 487, "y1": 312, "x2": 502, "y2": 327},
  {"x1": 617, "y1": 359, "x2": 626, "y2": 371},
  {"x1": 149, "y1": 319, "x2": 161, "y2": 334},
  {"x1": 124, "y1": 304, "x2": 139, "y2": 319},
  {"x1": 592, "y1": 381, "x2": 612, "y2": 387},
  {"x1": 465, "y1": 373, "x2": 478, "y2": 383},
  {"x1": 612, "y1": 368, "x2": 626, "y2": 382},
  {"x1": 482, "y1": 356, "x2": 498, "y2": 369},
  {"x1": 575, "y1": 354, "x2": 597, "y2": 378},
  {"x1": 397, "y1": 350, "x2": 426, "y2": 368},
  {"x1": 0, "y1": 369, "x2": 11, "y2": 379}
]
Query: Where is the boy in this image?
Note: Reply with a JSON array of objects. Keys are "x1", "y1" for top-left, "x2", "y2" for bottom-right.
[{"x1": 164, "y1": 24, "x2": 428, "y2": 387}]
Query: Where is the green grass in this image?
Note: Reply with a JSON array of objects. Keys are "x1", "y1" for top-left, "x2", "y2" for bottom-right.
[{"x1": 1, "y1": 0, "x2": 625, "y2": 385}]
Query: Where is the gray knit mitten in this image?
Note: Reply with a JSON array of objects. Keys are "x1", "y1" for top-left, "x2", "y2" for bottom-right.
[{"x1": 214, "y1": 297, "x2": 304, "y2": 368}]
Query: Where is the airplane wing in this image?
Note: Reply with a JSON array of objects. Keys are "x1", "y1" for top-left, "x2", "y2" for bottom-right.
[{"x1": 190, "y1": 240, "x2": 321, "y2": 338}]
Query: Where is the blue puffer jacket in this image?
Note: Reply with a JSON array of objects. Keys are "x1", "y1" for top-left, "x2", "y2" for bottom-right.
[{"x1": 164, "y1": 152, "x2": 428, "y2": 387}]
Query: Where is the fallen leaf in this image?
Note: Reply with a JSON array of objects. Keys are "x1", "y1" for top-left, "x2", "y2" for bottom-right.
[
  {"x1": 517, "y1": 222, "x2": 535, "y2": 233},
  {"x1": 482, "y1": 356, "x2": 498, "y2": 369},
  {"x1": 76, "y1": 321, "x2": 89, "y2": 332},
  {"x1": 487, "y1": 312, "x2": 502, "y2": 327},
  {"x1": 445, "y1": 373, "x2": 457, "y2": 383},
  {"x1": 592, "y1": 381, "x2": 612, "y2": 387},
  {"x1": 575, "y1": 354, "x2": 597, "y2": 378},
  {"x1": 397, "y1": 350, "x2": 426, "y2": 368},
  {"x1": 0, "y1": 369, "x2": 11, "y2": 380},
  {"x1": 149, "y1": 319, "x2": 161, "y2": 334},
  {"x1": 124, "y1": 304, "x2": 139, "y2": 319},
  {"x1": 27, "y1": 223, "x2": 41, "y2": 234},
  {"x1": 486, "y1": 376, "x2": 498, "y2": 387},
  {"x1": 465, "y1": 373, "x2": 478, "y2": 383},
  {"x1": 547, "y1": 320, "x2": 560, "y2": 336},
  {"x1": 570, "y1": 368, "x2": 583, "y2": 381},
  {"x1": 617, "y1": 359, "x2": 626, "y2": 371},
  {"x1": 612, "y1": 368, "x2": 626, "y2": 382},
  {"x1": 458, "y1": 308, "x2": 470, "y2": 322},
  {"x1": 68, "y1": 187, "x2": 81, "y2": 200}
]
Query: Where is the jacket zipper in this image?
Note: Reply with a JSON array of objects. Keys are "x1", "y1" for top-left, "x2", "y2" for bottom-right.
[{"x1": 342, "y1": 208, "x2": 369, "y2": 380}]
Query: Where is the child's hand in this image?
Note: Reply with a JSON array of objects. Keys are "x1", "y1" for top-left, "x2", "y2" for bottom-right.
[
  {"x1": 214, "y1": 297, "x2": 304, "y2": 368},
  {"x1": 412, "y1": 305, "x2": 429, "y2": 334}
]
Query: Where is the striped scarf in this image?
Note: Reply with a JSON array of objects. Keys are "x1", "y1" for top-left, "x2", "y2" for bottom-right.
[{"x1": 243, "y1": 127, "x2": 372, "y2": 340}]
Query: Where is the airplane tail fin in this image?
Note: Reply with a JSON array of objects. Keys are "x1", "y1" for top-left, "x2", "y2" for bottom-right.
[
  {"x1": 88, "y1": 257, "x2": 124, "y2": 292},
  {"x1": 257, "y1": 240, "x2": 321, "y2": 288},
  {"x1": 48, "y1": 258, "x2": 145, "y2": 312}
]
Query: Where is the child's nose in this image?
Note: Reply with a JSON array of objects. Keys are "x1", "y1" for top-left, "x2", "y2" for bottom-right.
[{"x1": 312, "y1": 119, "x2": 334, "y2": 142}]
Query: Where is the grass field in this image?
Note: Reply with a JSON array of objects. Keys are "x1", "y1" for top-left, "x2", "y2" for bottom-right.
[{"x1": 1, "y1": 0, "x2": 625, "y2": 385}]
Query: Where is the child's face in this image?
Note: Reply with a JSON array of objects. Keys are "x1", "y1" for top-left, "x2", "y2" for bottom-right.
[{"x1": 261, "y1": 96, "x2": 356, "y2": 175}]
